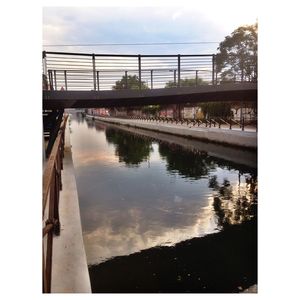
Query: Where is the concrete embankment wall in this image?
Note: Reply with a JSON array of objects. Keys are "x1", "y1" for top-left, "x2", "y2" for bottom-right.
[
  {"x1": 90, "y1": 116, "x2": 257, "y2": 150},
  {"x1": 51, "y1": 121, "x2": 91, "y2": 293}
]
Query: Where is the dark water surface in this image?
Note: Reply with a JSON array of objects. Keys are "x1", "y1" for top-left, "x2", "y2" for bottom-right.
[{"x1": 69, "y1": 113, "x2": 257, "y2": 293}]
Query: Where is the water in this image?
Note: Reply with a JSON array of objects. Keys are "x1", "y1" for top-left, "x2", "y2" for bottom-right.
[{"x1": 69, "y1": 113, "x2": 257, "y2": 293}]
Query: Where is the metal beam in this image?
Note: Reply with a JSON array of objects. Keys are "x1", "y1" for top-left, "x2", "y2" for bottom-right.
[{"x1": 43, "y1": 83, "x2": 257, "y2": 109}]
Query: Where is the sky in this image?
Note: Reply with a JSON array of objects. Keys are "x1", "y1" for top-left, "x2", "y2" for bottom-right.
[{"x1": 43, "y1": 5, "x2": 258, "y2": 55}]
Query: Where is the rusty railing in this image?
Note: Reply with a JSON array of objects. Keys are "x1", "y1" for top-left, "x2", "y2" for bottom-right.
[{"x1": 42, "y1": 115, "x2": 68, "y2": 293}]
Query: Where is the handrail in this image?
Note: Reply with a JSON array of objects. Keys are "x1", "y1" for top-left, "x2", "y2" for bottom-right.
[
  {"x1": 43, "y1": 51, "x2": 216, "y2": 91},
  {"x1": 42, "y1": 115, "x2": 68, "y2": 293}
]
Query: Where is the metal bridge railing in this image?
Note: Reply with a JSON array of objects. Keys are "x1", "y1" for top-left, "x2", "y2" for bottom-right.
[
  {"x1": 43, "y1": 51, "x2": 216, "y2": 91},
  {"x1": 42, "y1": 115, "x2": 68, "y2": 293}
]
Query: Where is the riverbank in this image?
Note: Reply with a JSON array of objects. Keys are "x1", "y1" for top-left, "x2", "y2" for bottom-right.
[
  {"x1": 51, "y1": 121, "x2": 91, "y2": 293},
  {"x1": 88, "y1": 116, "x2": 257, "y2": 149}
]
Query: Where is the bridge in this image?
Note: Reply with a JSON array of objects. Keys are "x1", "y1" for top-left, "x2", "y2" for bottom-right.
[
  {"x1": 42, "y1": 51, "x2": 257, "y2": 292},
  {"x1": 42, "y1": 51, "x2": 257, "y2": 109}
]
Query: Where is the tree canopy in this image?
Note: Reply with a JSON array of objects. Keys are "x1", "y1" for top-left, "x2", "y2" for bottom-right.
[
  {"x1": 113, "y1": 74, "x2": 148, "y2": 90},
  {"x1": 216, "y1": 23, "x2": 257, "y2": 83},
  {"x1": 165, "y1": 78, "x2": 207, "y2": 88}
]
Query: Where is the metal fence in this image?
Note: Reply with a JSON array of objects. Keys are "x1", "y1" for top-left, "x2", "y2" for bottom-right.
[
  {"x1": 43, "y1": 115, "x2": 68, "y2": 293},
  {"x1": 43, "y1": 51, "x2": 216, "y2": 91}
]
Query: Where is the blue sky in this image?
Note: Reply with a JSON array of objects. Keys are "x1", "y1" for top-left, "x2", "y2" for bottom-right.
[{"x1": 43, "y1": 5, "x2": 257, "y2": 55}]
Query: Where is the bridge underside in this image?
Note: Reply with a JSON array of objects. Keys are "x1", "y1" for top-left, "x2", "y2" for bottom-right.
[{"x1": 43, "y1": 83, "x2": 257, "y2": 109}]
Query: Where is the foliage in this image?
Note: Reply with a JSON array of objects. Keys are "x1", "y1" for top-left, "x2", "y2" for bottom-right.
[
  {"x1": 165, "y1": 78, "x2": 208, "y2": 88},
  {"x1": 113, "y1": 75, "x2": 148, "y2": 90},
  {"x1": 216, "y1": 23, "x2": 257, "y2": 82}
]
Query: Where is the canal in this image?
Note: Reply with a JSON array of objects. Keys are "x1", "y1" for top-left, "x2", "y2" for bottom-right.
[{"x1": 69, "y1": 113, "x2": 257, "y2": 293}]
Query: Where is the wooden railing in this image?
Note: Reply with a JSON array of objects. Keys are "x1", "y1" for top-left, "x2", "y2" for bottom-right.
[{"x1": 42, "y1": 115, "x2": 68, "y2": 293}]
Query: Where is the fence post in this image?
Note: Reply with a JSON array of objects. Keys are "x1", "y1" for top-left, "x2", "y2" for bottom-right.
[
  {"x1": 196, "y1": 70, "x2": 198, "y2": 86},
  {"x1": 138, "y1": 55, "x2": 142, "y2": 90},
  {"x1": 150, "y1": 70, "x2": 153, "y2": 89},
  {"x1": 92, "y1": 54, "x2": 96, "y2": 91},
  {"x1": 177, "y1": 54, "x2": 181, "y2": 87}
]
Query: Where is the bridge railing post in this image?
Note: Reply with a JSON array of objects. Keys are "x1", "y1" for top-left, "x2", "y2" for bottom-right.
[
  {"x1": 92, "y1": 54, "x2": 96, "y2": 91},
  {"x1": 64, "y1": 70, "x2": 67, "y2": 91},
  {"x1": 177, "y1": 54, "x2": 181, "y2": 87},
  {"x1": 53, "y1": 70, "x2": 57, "y2": 91},
  {"x1": 173, "y1": 70, "x2": 177, "y2": 86},
  {"x1": 125, "y1": 71, "x2": 128, "y2": 89},
  {"x1": 138, "y1": 55, "x2": 142, "y2": 90},
  {"x1": 97, "y1": 71, "x2": 100, "y2": 91},
  {"x1": 43, "y1": 51, "x2": 48, "y2": 89},
  {"x1": 212, "y1": 54, "x2": 215, "y2": 85},
  {"x1": 150, "y1": 70, "x2": 153, "y2": 89},
  {"x1": 48, "y1": 70, "x2": 53, "y2": 91}
]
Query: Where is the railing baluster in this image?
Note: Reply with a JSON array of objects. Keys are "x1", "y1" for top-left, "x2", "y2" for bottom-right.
[
  {"x1": 174, "y1": 70, "x2": 176, "y2": 86},
  {"x1": 48, "y1": 70, "x2": 53, "y2": 91},
  {"x1": 177, "y1": 54, "x2": 181, "y2": 87},
  {"x1": 53, "y1": 70, "x2": 57, "y2": 91},
  {"x1": 92, "y1": 54, "x2": 96, "y2": 91},
  {"x1": 64, "y1": 70, "x2": 67, "y2": 91},
  {"x1": 138, "y1": 55, "x2": 141, "y2": 90},
  {"x1": 97, "y1": 71, "x2": 100, "y2": 91},
  {"x1": 125, "y1": 71, "x2": 128, "y2": 89},
  {"x1": 212, "y1": 54, "x2": 215, "y2": 85}
]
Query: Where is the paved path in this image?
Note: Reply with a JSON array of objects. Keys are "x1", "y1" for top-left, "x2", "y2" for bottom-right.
[{"x1": 51, "y1": 125, "x2": 91, "y2": 293}]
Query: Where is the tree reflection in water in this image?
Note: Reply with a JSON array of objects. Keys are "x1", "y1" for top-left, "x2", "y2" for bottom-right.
[
  {"x1": 105, "y1": 126, "x2": 257, "y2": 229},
  {"x1": 105, "y1": 128, "x2": 153, "y2": 166},
  {"x1": 211, "y1": 173, "x2": 257, "y2": 229},
  {"x1": 159, "y1": 143, "x2": 215, "y2": 179}
]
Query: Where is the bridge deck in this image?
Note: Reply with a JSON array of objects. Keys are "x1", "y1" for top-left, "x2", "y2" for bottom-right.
[{"x1": 43, "y1": 83, "x2": 257, "y2": 109}]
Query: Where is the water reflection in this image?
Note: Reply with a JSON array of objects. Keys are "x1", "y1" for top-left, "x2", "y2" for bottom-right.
[
  {"x1": 105, "y1": 127, "x2": 153, "y2": 166},
  {"x1": 211, "y1": 174, "x2": 257, "y2": 228},
  {"x1": 89, "y1": 219, "x2": 257, "y2": 293},
  {"x1": 159, "y1": 143, "x2": 215, "y2": 180},
  {"x1": 69, "y1": 114, "x2": 257, "y2": 292}
]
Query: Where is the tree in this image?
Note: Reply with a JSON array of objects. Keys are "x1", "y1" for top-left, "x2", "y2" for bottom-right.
[
  {"x1": 165, "y1": 78, "x2": 207, "y2": 88},
  {"x1": 216, "y1": 23, "x2": 257, "y2": 83},
  {"x1": 113, "y1": 74, "x2": 148, "y2": 90}
]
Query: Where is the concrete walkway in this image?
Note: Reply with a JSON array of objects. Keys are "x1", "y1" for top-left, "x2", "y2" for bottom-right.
[
  {"x1": 51, "y1": 124, "x2": 91, "y2": 293},
  {"x1": 91, "y1": 116, "x2": 257, "y2": 149}
]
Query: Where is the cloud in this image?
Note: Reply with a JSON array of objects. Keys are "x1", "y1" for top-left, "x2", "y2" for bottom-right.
[{"x1": 43, "y1": 6, "x2": 257, "y2": 55}]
